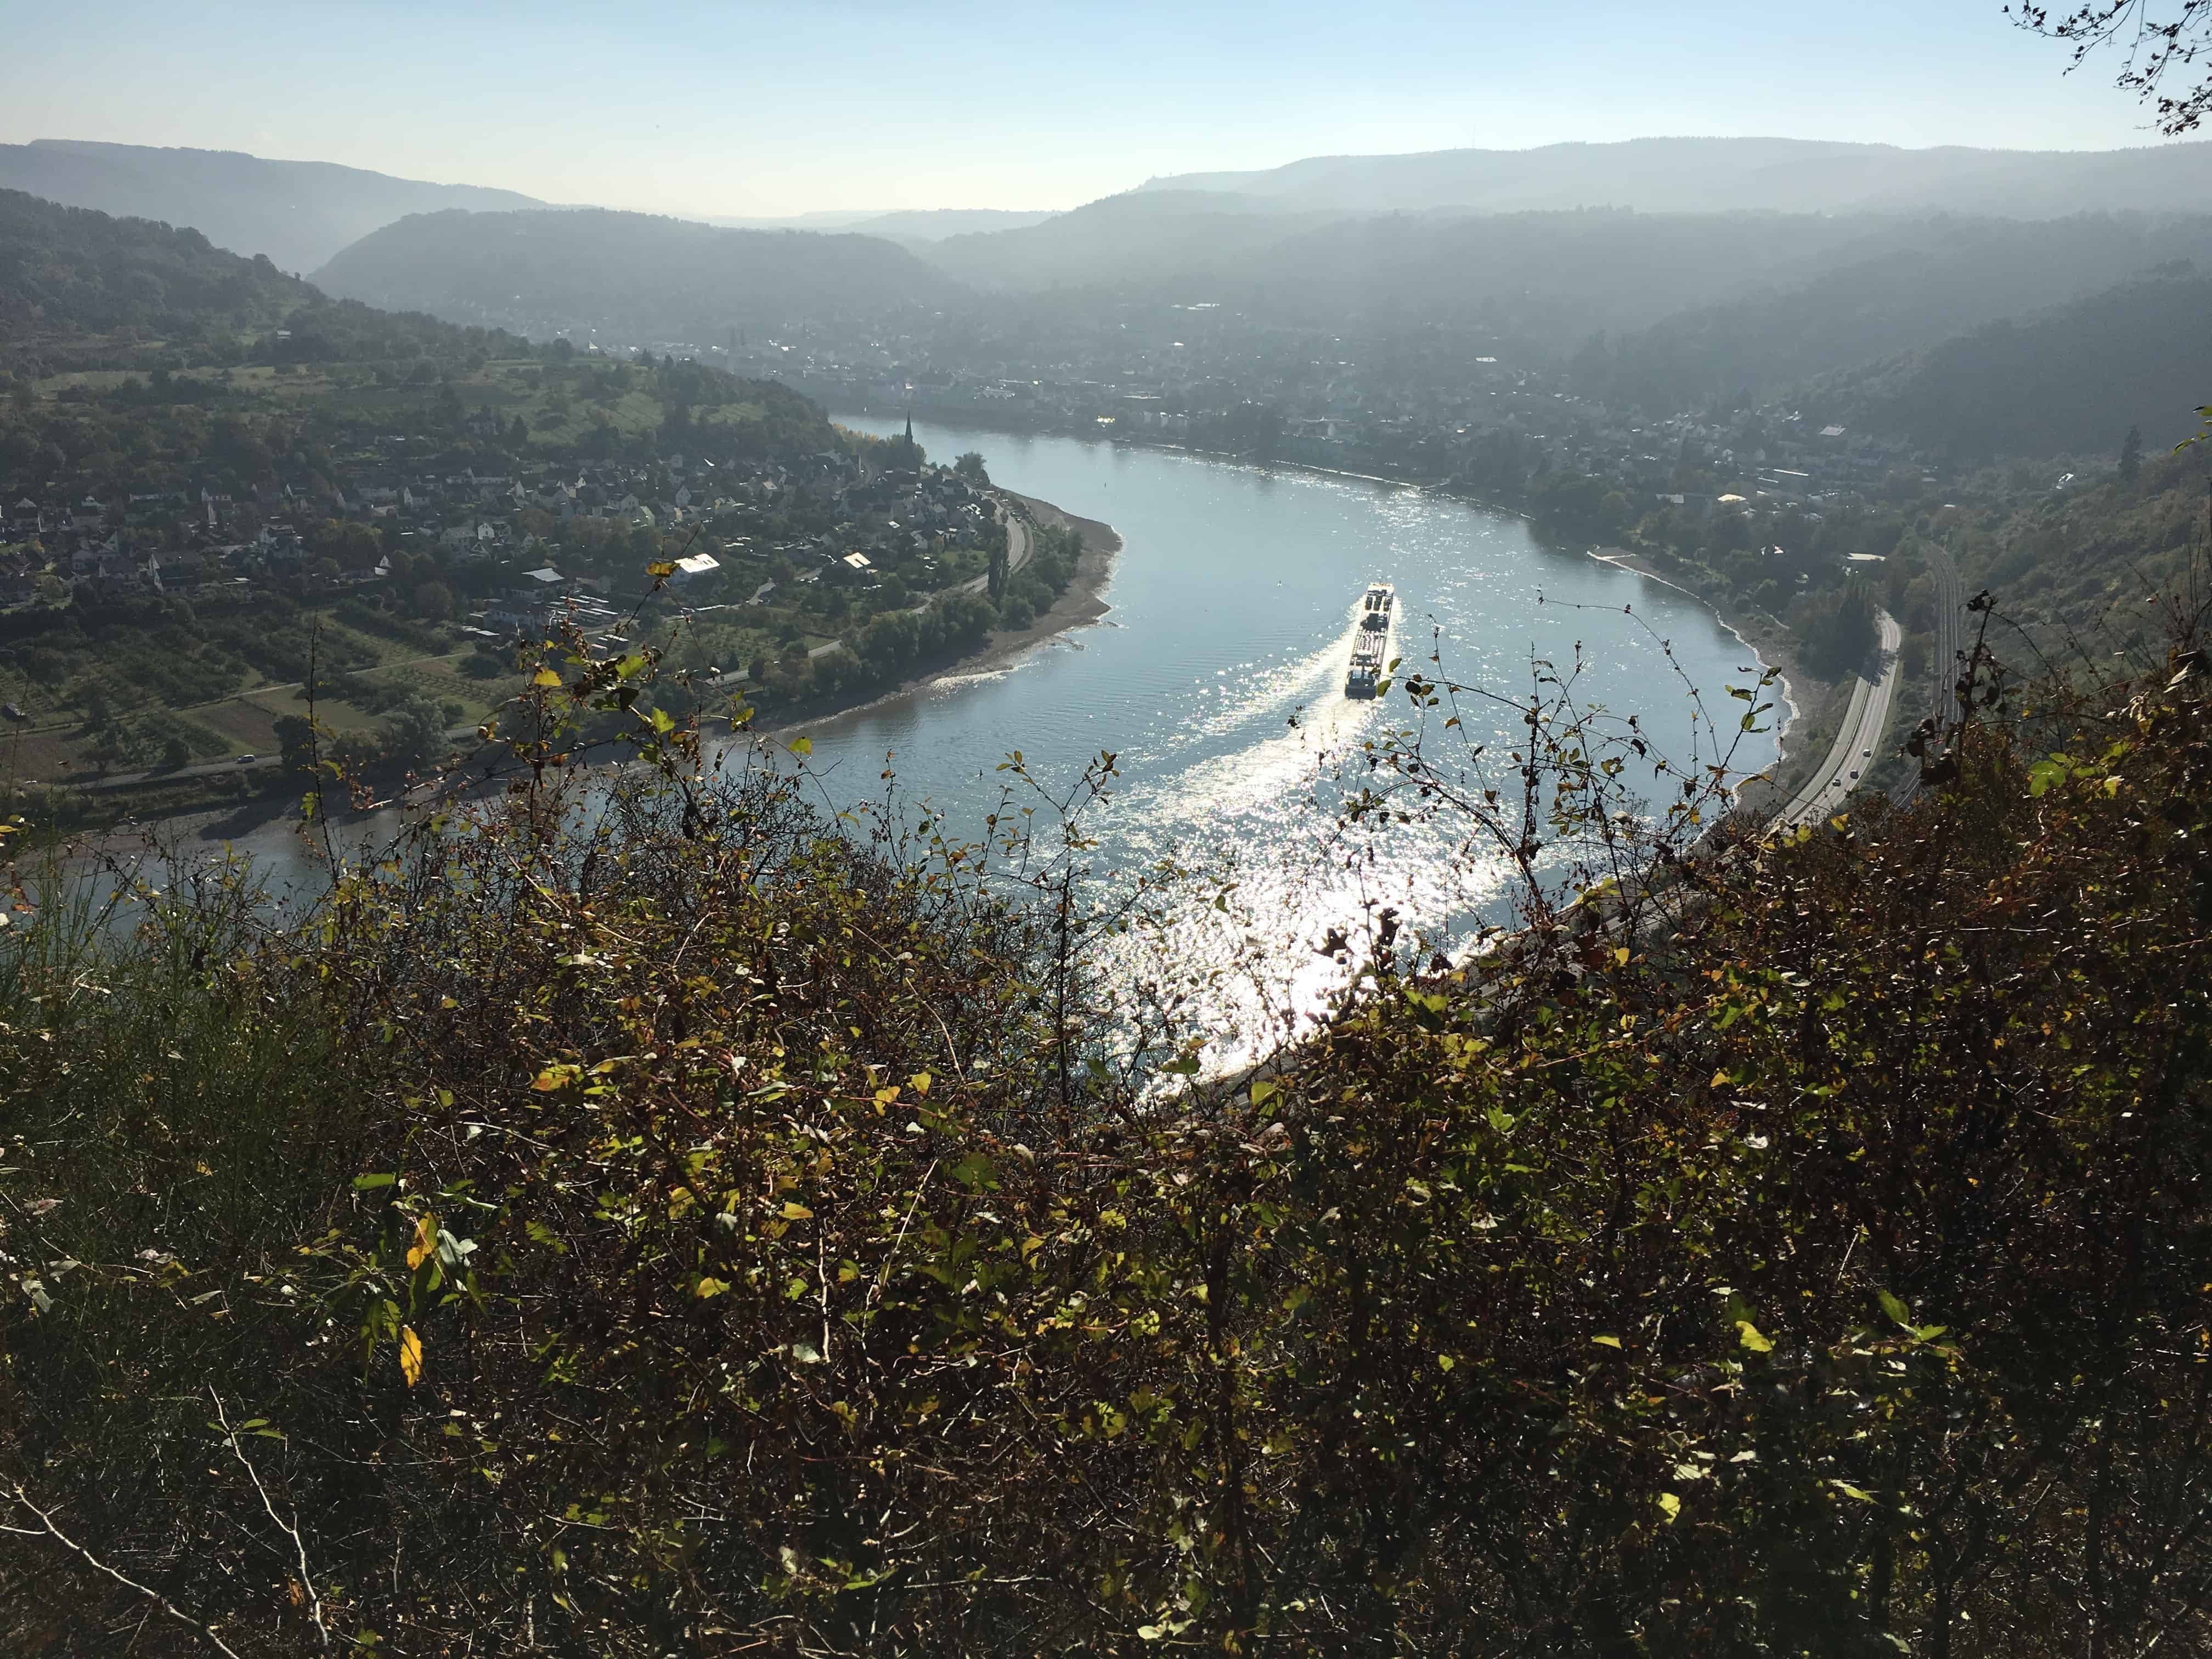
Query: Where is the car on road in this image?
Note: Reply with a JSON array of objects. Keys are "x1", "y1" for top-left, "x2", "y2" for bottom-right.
[
  {"x1": 1861, "y1": 748, "x2": 1871, "y2": 758},
  {"x1": 1849, "y1": 769, "x2": 1860, "y2": 780},
  {"x1": 235, "y1": 753, "x2": 257, "y2": 764}
]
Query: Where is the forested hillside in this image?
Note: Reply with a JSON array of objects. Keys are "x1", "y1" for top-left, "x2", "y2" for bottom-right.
[
  {"x1": 313, "y1": 208, "x2": 966, "y2": 341},
  {"x1": 925, "y1": 201, "x2": 2212, "y2": 363},
  {"x1": 0, "y1": 189, "x2": 307, "y2": 353},
  {"x1": 1570, "y1": 214, "x2": 2212, "y2": 412},
  {"x1": 0, "y1": 187, "x2": 547, "y2": 381},
  {"x1": 1808, "y1": 268, "x2": 2212, "y2": 458}
]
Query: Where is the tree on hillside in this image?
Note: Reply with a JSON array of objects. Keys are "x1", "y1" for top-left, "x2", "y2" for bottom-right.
[
  {"x1": 310, "y1": 518, "x2": 382, "y2": 573},
  {"x1": 954, "y1": 451, "x2": 990, "y2": 484},
  {"x1": 383, "y1": 693, "x2": 450, "y2": 768},
  {"x1": 2122, "y1": 421, "x2": 2145, "y2": 479},
  {"x1": 272, "y1": 712, "x2": 317, "y2": 774}
]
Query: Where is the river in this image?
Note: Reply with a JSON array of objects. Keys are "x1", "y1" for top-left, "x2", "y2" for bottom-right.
[
  {"x1": 804, "y1": 416, "x2": 1781, "y2": 1047},
  {"x1": 94, "y1": 416, "x2": 1781, "y2": 1056}
]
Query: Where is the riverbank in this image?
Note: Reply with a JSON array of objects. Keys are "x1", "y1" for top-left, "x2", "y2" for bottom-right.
[
  {"x1": 753, "y1": 492, "x2": 1121, "y2": 738},
  {"x1": 15, "y1": 493, "x2": 1124, "y2": 861},
  {"x1": 839, "y1": 404, "x2": 1815, "y2": 796},
  {"x1": 1587, "y1": 545, "x2": 1873, "y2": 820}
]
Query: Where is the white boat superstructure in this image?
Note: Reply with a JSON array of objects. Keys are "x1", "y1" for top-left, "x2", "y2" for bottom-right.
[{"x1": 1345, "y1": 582, "x2": 1395, "y2": 698}]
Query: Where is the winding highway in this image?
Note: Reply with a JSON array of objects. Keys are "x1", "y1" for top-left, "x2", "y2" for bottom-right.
[{"x1": 1774, "y1": 609, "x2": 1904, "y2": 832}]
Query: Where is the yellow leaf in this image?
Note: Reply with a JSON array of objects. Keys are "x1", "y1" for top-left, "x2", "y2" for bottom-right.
[
  {"x1": 1711, "y1": 1070, "x2": 1732, "y2": 1088},
  {"x1": 788, "y1": 736, "x2": 812, "y2": 757},
  {"x1": 532, "y1": 667, "x2": 562, "y2": 688},
  {"x1": 532, "y1": 1064, "x2": 577, "y2": 1091},
  {"x1": 695, "y1": 1277, "x2": 730, "y2": 1299},
  {"x1": 1656, "y1": 1492, "x2": 1681, "y2": 1523},
  {"x1": 406, "y1": 1214, "x2": 438, "y2": 1271},
  {"x1": 1612, "y1": 947, "x2": 1630, "y2": 967},
  {"x1": 397, "y1": 1325, "x2": 424, "y2": 1387},
  {"x1": 907, "y1": 1071, "x2": 932, "y2": 1098},
  {"x1": 780, "y1": 1201, "x2": 814, "y2": 1221},
  {"x1": 1592, "y1": 1334, "x2": 1623, "y2": 1349},
  {"x1": 1736, "y1": 1319, "x2": 1774, "y2": 1353}
]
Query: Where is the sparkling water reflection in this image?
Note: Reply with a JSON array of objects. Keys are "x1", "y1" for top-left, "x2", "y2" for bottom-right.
[
  {"x1": 804, "y1": 416, "x2": 1781, "y2": 1057},
  {"x1": 127, "y1": 416, "x2": 1780, "y2": 1062}
]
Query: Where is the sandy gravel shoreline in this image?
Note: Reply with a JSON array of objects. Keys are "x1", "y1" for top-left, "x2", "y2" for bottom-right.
[{"x1": 1584, "y1": 546, "x2": 1816, "y2": 786}]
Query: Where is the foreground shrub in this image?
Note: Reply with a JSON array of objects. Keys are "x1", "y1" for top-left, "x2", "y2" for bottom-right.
[{"x1": 3, "y1": 596, "x2": 2211, "y2": 1655}]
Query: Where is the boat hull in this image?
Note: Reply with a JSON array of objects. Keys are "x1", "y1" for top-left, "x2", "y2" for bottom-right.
[{"x1": 1345, "y1": 582, "x2": 1395, "y2": 698}]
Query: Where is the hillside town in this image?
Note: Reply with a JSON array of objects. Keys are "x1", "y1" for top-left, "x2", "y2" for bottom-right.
[
  {"x1": 629, "y1": 309, "x2": 1935, "y2": 509},
  {"x1": 0, "y1": 430, "x2": 1000, "y2": 631}
]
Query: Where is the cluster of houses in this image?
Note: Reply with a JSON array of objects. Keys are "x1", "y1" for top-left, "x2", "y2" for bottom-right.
[
  {"x1": 0, "y1": 437, "x2": 996, "y2": 630},
  {"x1": 738, "y1": 313, "x2": 1936, "y2": 524}
]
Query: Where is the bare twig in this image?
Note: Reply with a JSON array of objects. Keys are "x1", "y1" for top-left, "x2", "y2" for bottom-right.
[
  {"x1": 211, "y1": 1388, "x2": 334, "y2": 1654},
  {"x1": 3, "y1": 1479, "x2": 245, "y2": 1659}
]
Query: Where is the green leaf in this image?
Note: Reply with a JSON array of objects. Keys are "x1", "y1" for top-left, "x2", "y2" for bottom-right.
[
  {"x1": 352, "y1": 1172, "x2": 397, "y2": 1191},
  {"x1": 1736, "y1": 1319, "x2": 1774, "y2": 1353},
  {"x1": 1877, "y1": 1288, "x2": 1910, "y2": 1328},
  {"x1": 2028, "y1": 757, "x2": 2068, "y2": 798}
]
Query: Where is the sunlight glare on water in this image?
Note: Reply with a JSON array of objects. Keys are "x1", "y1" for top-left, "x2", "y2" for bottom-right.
[{"x1": 806, "y1": 415, "x2": 1783, "y2": 1063}]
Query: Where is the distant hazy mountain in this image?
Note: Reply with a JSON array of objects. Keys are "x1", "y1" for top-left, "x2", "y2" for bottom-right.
[
  {"x1": 313, "y1": 208, "x2": 965, "y2": 341},
  {"x1": 707, "y1": 208, "x2": 1057, "y2": 241},
  {"x1": 844, "y1": 208, "x2": 1058, "y2": 242},
  {"x1": 918, "y1": 190, "x2": 1348, "y2": 292},
  {"x1": 1140, "y1": 137, "x2": 2212, "y2": 218},
  {"x1": 1804, "y1": 268, "x2": 2212, "y2": 459},
  {"x1": 0, "y1": 139, "x2": 546, "y2": 274},
  {"x1": 1574, "y1": 213, "x2": 2212, "y2": 411},
  {"x1": 701, "y1": 210, "x2": 900, "y2": 232},
  {"x1": 923, "y1": 194, "x2": 2212, "y2": 375}
]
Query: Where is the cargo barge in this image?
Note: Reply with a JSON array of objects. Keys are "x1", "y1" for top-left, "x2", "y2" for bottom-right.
[{"x1": 1345, "y1": 582, "x2": 1396, "y2": 698}]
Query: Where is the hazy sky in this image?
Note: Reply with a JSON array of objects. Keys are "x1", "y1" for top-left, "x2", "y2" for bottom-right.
[{"x1": 0, "y1": 0, "x2": 2180, "y2": 215}]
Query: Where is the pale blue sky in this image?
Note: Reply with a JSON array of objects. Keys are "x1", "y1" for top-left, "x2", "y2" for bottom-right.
[{"x1": 0, "y1": 1, "x2": 2177, "y2": 214}]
